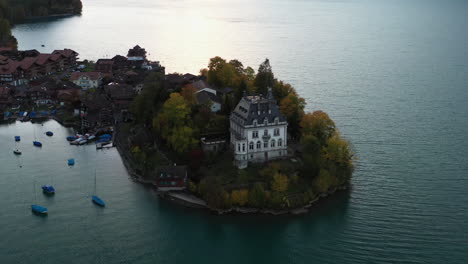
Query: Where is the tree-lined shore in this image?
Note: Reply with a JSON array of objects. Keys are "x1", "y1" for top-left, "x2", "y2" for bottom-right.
[{"x1": 126, "y1": 57, "x2": 355, "y2": 211}]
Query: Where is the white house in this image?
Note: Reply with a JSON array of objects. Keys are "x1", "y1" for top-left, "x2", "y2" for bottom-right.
[
  {"x1": 230, "y1": 89, "x2": 288, "y2": 169},
  {"x1": 70, "y1": 72, "x2": 102, "y2": 90}
]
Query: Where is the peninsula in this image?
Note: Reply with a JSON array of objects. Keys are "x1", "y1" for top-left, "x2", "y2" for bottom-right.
[{"x1": 0, "y1": 41, "x2": 353, "y2": 214}]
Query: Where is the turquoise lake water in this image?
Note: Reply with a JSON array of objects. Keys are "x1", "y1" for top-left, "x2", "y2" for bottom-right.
[{"x1": 3, "y1": 0, "x2": 468, "y2": 263}]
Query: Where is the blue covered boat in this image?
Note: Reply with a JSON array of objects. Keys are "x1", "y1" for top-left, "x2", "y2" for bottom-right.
[
  {"x1": 14, "y1": 136, "x2": 20, "y2": 142},
  {"x1": 31, "y1": 205, "x2": 48, "y2": 215},
  {"x1": 30, "y1": 111, "x2": 37, "y2": 118},
  {"x1": 92, "y1": 195, "x2": 106, "y2": 207},
  {"x1": 42, "y1": 185, "x2": 55, "y2": 195},
  {"x1": 66, "y1": 136, "x2": 77, "y2": 141},
  {"x1": 33, "y1": 141, "x2": 42, "y2": 147},
  {"x1": 68, "y1": 158, "x2": 75, "y2": 166},
  {"x1": 46, "y1": 131, "x2": 53, "y2": 136}
]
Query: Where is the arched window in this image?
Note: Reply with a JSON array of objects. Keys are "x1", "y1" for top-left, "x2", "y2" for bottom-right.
[
  {"x1": 249, "y1": 142, "x2": 254, "y2": 150},
  {"x1": 253, "y1": 120, "x2": 257, "y2": 126},
  {"x1": 275, "y1": 117, "x2": 279, "y2": 124},
  {"x1": 278, "y1": 138, "x2": 283, "y2": 147},
  {"x1": 237, "y1": 143, "x2": 241, "y2": 152},
  {"x1": 264, "y1": 141, "x2": 268, "y2": 148},
  {"x1": 242, "y1": 143, "x2": 245, "y2": 152},
  {"x1": 257, "y1": 141, "x2": 261, "y2": 149},
  {"x1": 271, "y1": 139, "x2": 276, "y2": 148},
  {"x1": 264, "y1": 129, "x2": 268, "y2": 136},
  {"x1": 264, "y1": 118, "x2": 268, "y2": 125}
]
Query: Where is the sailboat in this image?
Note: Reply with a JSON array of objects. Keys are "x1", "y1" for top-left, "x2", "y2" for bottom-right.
[
  {"x1": 31, "y1": 179, "x2": 48, "y2": 215},
  {"x1": 92, "y1": 168, "x2": 105, "y2": 207}
]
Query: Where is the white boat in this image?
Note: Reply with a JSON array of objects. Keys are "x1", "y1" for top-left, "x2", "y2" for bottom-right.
[
  {"x1": 78, "y1": 140, "x2": 88, "y2": 145},
  {"x1": 88, "y1": 135, "x2": 96, "y2": 140}
]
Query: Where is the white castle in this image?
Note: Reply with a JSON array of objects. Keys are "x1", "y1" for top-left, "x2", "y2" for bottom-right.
[{"x1": 230, "y1": 89, "x2": 288, "y2": 168}]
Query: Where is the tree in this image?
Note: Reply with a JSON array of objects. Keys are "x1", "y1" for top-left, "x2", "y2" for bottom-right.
[
  {"x1": 130, "y1": 72, "x2": 166, "y2": 124},
  {"x1": 254, "y1": 58, "x2": 275, "y2": 95},
  {"x1": 207, "y1": 56, "x2": 237, "y2": 88},
  {"x1": 271, "y1": 172, "x2": 289, "y2": 193},
  {"x1": 231, "y1": 189, "x2": 249, "y2": 206},
  {"x1": 273, "y1": 81, "x2": 296, "y2": 102},
  {"x1": 153, "y1": 93, "x2": 198, "y2": 154},
  {"x1": 280, "y1": 93, "x2": 305, "y2": 139},
  {"x1": 248, "y1": 183, "x2": 267, "y2": 208},
  {"x1": 180, "y1": 84, "x2": 198, "y2": 107},
  {"x1": 313, "y1": 169, "x2": 336, "y2": 193},
  {"x1": 300, "y1": 111, "x2": 336, "y2": 145},
  {"x1": 300, "y1": 135, "x2": 322, "y2": 178}
]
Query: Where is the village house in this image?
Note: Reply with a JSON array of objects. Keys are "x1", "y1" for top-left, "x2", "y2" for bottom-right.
[
  {"x1": 95, "y1": 59, "x2": 114, "y2": 74},
  {"x1": 103, "y1": 82, "x2": 135, "y2": 110},
  {"x1": 153, "y1": 165, "x2": 187, "y2": 192},
  {"x1": 230, "y1": 89, "x2": 288, "y2": 169},
  {"x1": 0, "y1": 49, "x2": 78, "y2": 86},
  {"x1": 196, "y1": 90, "x2": 222, "y2": 113},
  {"x1": 70, "y1": 72, "x2": 102, "y2": 90},
  {"x1": 0, "y1": 86, "x2": 12, "y2": 108}
]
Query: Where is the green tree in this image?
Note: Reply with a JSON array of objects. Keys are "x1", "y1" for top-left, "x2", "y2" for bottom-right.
[
  {"x1": 248, "y1": 183, "x2": 267, "y2": 208},
  {"x1": 153, "y1": 93, "x2": 198, "y2": 154},
  {"x1": 254, "y1": 58, "x2": 275, "y2": 95},
  {"x1": 280, "y1": 93, "x2": 305, "y2": 139}
]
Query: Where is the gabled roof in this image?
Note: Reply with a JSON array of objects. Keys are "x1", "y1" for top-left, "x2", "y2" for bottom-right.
[
  {"x1": 70, "y1": 72, "x2": 102, "y2": 81},
  {"x1": 197, "y1": 90, "x2": 222, "y2": 105}
]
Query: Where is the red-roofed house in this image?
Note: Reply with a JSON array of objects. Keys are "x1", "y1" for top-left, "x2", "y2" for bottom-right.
[{"x1": 70, "y1": 72, "x2": 103, "y2": 90}]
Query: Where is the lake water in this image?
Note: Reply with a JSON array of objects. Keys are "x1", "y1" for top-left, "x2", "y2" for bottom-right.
[{"x1": 5, "y1": 0, "x2": 468, "y2": 263}]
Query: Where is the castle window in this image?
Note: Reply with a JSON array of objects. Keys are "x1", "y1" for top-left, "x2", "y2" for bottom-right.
[
  {"x1": 252, "y1": 131, "x2": 259, "y2": 138},
  {"x1": 242, "y1": 143, "x2": 245, "y2": 152},
  {"x1": 264, "y1": 141, "x2": 268, "y2": 148},
  {"x1": 271, "y1": 139, "x2": 276, "y2": 148},
  {"x1": 253, "y1": 120, "x2": 257, "y2": 126},
  {"x1": 237, "y1": 144, "x2": 241, "y2": 152},
  {"x1": 249, "y1": 142, "x2": 254, "y2": 150},
  {"x1": 257, "y1": 141, "x2": 261, "y2": 149},
  {"x1": 274, "y1": 128, "x2": 280, "y2": 136},
  {"x1": 264, "y1": 119, "x2": 268, "y2": 125},
  {"x1": 278, "y1": 138, "x2": 283, "y2": 147},
  {"x1": 264, "y1": 129, "x2": 268, "y2": 136}
]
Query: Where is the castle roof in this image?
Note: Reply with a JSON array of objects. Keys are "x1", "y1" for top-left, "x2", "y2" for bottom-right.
[{"x1": 231, "y1": 93, "x2": 286, "y2": 126}]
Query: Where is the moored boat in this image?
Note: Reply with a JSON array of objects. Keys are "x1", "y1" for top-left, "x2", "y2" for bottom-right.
[
  {"x1": 66, "y1": 136, "x2": 77, "y2": 141},
  {"x1": 13, "y1": 149, "x2": 22, "y2": 155},
  {"x1": 33, "y1": 141, "x2": 42, "y2": 147},
  {"x1": 42, "y1": 185, "x2": 55, "y2": 195},
  {"x1": 68, "y1": 158, "x2": 75, "y2": 166},
  {"x1": 78, "y1": 139, "x2": 88, "y2": 145},
  {"x1": 31, "y1": 205, "x2": 48, "y2": 215},
  {"x1": 92, "y1": 195, "x2": 106, "y2": 207},
  {"x1": 14, "y1": 136, "x2": 20, "y2": 142},
  {"x1": 46, "y1": 131, "x2": 53, "y2": 136}
]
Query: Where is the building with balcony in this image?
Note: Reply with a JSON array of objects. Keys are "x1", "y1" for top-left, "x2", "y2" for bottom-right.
[{"x1": 230, "y1": 89, "x2": 288, "y2": 169}]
